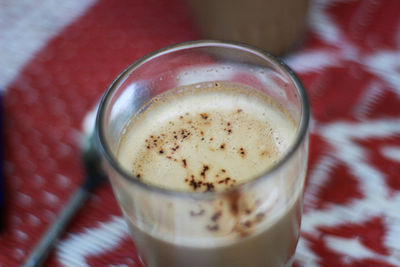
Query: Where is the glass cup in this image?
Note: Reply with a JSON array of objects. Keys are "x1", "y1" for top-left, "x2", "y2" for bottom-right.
[{"x1": 96, "y1": 40, "x2": 310, "y2": 267}]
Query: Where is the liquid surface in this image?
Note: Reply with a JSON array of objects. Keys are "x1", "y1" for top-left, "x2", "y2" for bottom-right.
[{"x1": 118, "y1": 81, "x2": 296, "y2": 192}]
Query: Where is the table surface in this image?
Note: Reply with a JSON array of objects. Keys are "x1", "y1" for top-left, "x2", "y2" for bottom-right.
[{"x1": 1, "y1": 0, "x2": 400, "y2": 266}]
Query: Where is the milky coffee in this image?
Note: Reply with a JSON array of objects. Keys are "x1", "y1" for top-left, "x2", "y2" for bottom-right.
[{"x1": 117, "y1": 81, "x2": 302, "y2": 267}]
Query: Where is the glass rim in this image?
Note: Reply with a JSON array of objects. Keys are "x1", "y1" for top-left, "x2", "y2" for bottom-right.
[{"x1": 96, "y1": 39, "x2": 310, "y2": 200}]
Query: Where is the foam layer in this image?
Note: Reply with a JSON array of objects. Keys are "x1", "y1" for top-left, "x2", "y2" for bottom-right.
[{"x1": 118, "y1": 81, "x2": 296, "y2": 192}]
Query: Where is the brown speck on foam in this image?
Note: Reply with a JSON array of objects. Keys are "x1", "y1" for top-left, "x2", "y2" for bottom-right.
[
  {"x1": 171, "y1": 145, "x2": 180, "y2": 151},
  {"x1": 200, "y1": 113, "x2": 209, "y2": 120},
  {"x1": 218, "y1": 177, "x2": 231, "y2": 185},
  {"x1": 200, "y1": 165, "x2": 209, "y2": 178},
  {"x1": 239, "y1": 147, "x2": 246, "y2": 157},
  {"x1": 136, "y1": 174, "x2": 141, "y2": 179},
  {"x1": 221, "y1": 169, "x2": 226, "y2": 173},
  {"x1": 237, "y1": 109, "x2": 242, "y2": 113},
  {"x1": 159, "y1": 149, "x2": 164, "y2": 154},
  {"x1": 220, "y1": 143, "x2": 225, "y2": 149},
  {"x1": 180, "y1": 129, "x2": 190, "y2": 139},
  {"x1": 205, "y1": 182, "x2": 214, "y2": 192},
  {"x1": 189, "y1": 177, "x2": 201, "y2": 190},
  {"x1": 182, "y1": 159, "x2": 187, "y2": 168}
]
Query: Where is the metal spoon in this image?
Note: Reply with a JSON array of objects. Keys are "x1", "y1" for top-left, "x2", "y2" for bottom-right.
[{"x1": 23, "y1": 112, "x2": 107, "y2": 267}]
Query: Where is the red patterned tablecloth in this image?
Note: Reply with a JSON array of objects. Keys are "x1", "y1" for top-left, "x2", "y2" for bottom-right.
[{"x1": 1, "y1": 0, "x2": 400, "y2": 266}]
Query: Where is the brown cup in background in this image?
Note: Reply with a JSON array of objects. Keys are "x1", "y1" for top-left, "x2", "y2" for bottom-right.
[{"x1": 186, "y1": 0, "x2": 309, "y2": 55}]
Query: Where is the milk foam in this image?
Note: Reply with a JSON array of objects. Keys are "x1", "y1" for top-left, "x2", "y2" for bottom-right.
[{"x1": 118, "y1": 81, "x2": 296, "y2": 192}]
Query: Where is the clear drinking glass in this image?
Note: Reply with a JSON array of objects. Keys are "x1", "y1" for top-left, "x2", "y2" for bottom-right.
[{"x1": 96, "y1": 40, "x2": 310, "y2": 267}]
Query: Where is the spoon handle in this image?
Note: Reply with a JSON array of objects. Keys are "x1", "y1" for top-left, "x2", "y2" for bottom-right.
[{"x1": 22, "y1": 186, "x2": 90, "y2": 267}]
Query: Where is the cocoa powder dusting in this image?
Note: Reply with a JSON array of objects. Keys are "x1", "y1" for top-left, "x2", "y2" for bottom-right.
[
  {"x1": 239, "y1": 147, "x2": 246, "y2": 157},
  {"x1": 200, "y1": 113, "x2": 209, "y2": 120},
  {"x1": 200, "y1": 165, "x2": 209, "y2": 178},
  {"x1": 205, "y1": 182, "x2": 215, "y2": 192},
  {"x1": 189, "y1": 177, "x2": 201, "y2": 190}
]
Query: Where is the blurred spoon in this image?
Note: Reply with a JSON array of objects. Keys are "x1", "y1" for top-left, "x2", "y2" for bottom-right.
[{"x1": 23, "y1": 108, "x2": 107, "y2": 267}]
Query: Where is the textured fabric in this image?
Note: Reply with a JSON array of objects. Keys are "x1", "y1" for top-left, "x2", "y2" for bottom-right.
[{"x1": 1, "y1": 0, "x2": 400, "y2": 266}]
